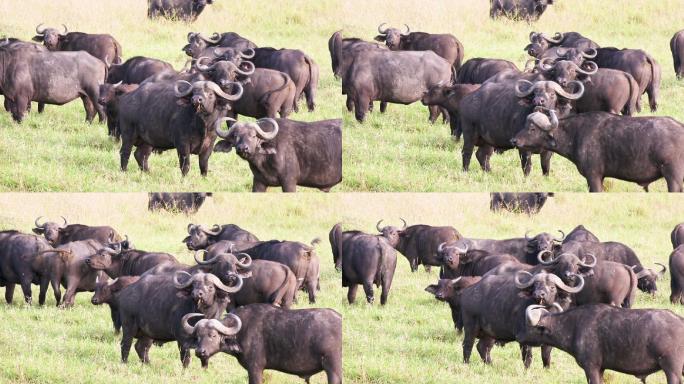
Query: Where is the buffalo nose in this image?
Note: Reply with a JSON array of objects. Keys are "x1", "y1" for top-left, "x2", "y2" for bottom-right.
[
  {"x1": 510, "y1": 138, "x2": 518, "y2": 146},
  {"x1": 192, "y1": 96, "x2": 204, "y2": 105},
  {"x1": 237, "y1": 145, "x2": 249, "y2": 153}
]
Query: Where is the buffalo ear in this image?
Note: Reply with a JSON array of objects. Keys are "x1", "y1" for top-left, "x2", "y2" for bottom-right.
[
  {"x1": 182, "y1": 236, "x2": 191, "y2": 244},
  {"x1": 32, "y1": 228, "x2": 43, "y2": 235},
  {"x1": 258, "y1": 142, "x2": 277, "y2": 155},
  {"x1": 31, "y1": 36, "x2": 43, "y2": 42},
  {"x1": 213, "y1": 140, "x2": 234, "y2": 153},
  {"x1": 424, "y1": 285, "x2": 438, "y2": 294},
  {"x1": 373, "y1": 35, "x2": 385, "y2": 42}
]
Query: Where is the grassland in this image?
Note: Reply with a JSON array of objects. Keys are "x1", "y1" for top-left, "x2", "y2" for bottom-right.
[
  {"x1": 1, "y1": 0, "x2": 684, "y2": 191},
  {"x1": 0, "y1": 193, "x2": 682, "y2": 383}
]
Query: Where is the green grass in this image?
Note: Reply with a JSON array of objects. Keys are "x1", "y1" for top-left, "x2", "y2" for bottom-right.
[
  {"x1": 0, "y1": 193, "x2": 684, "y2": 383},
  {"x1": 2, "y1": 0, "x2": 684, "y2": 191}
]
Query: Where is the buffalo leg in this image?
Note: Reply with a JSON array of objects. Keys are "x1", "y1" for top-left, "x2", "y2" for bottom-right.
[
  {"x1": 345, "y1": 96, "x2": 353, "y2": 112},
  {"x1": 81, "y1": 95, "x2": 97, "y2": 123},
  {"x1": 659, "y1": 356, "x2": 684, "y2": 384},
  {"x1": 379, "y1": 101, "x2": 387, "y2": 113},
  {"x1": 10, "y1": 95, "x2": 29, "y2": 123},
  {"x1": 461, "y1": 135, "x2": 476, "y2": 172},
  {"x1": 61, "y1": 278, "x2": 79, "y2": 308},
  {"x1": 440, "y1": 107, "x2": 450, "y2": 124},
  {"x1": 19, "y1": 277, "x2": 32, "y2": 305},
  {"x1": 362, "y1": 280, "x2": 375, "y2": 304},
  {"x1": 135, "y1": 338, "x2": 153, "y2": 364},
  {"x1": 134, "y1": 144, "x2": 153, "y2": 172},
  {"x1": 585, "y1": 174, "x2": 604, "y2": 192},
  {"x1": 476, "y1": 338, "x2": 494, "y2": 364},
  {"x1": 428, "y1": 105, "x2": 440, "y2": 124},
  {"x1": 252, "y1": 179, "x2": 268, "y2": 192},
  {"x1": 179, "y1": 343, "x2": 192, "y2": 368},
  {"x1": 540, "y1": 151, "x2": 553, "y2": 176},
  {"x1": 662, "y1": 165, "x2": 684, "y2": 192},
  {"x1": 583, "y1": 367, "x2": 603, "y2": 384},
  {"x1": 380, "y1": 278, "x2": 393, "y2": 306},
  {"x1": 280, "y1": 177, "x2": 297, "y2": 193},
  {"x1": 518, "y1": 149, "x2": 532, "y2": 176},
  {"x1": 110, "y1": 307, "x2": 122, "y2": 334},
  {"x1": 50, "y1": 277, "x2": 62, "y2": 306},
  {"x1": 347, "y1": 284, "x2": 358, "y2": 304},
  {"x1": 520, "y1": 344, "x2": 533, "y2": 369},
  {"x1": 354, "y1": 94, "x2": 371, "y2": 122},
  {"x1": 449, "y1": 113, "x2": 462, "y2": 140},
  {"x1": 198, "y1": 148, "x2": 213, "y2": 177},
  {"x1": 4, "y1": 283, "x2": 14, "y2": 304},
  {"x1": 38, "y1": 102, "x2": 45, "y2": 113},
  {"x1": 247, "y1": 368, "x2": 264, "y2": 384},
  {"x1": 541, "y1": 345, "x2": 553, "y2": 368},
  {"x1": 177, "y1": 148, "x2": 191, "y2": 177},
  {"x1": 462, "y1": 324, "x2": 478, "y2": 363},
  {"x1": 119, "y1": 134, "x2": 134, "y2": 172},
  {"x1": 306, "y1": 279, "x2": 316, "y2": 304},
  {"x1": 322, "y1": 354, "x2": 342, "y2": 384},
  {"x1": 475, "y1": 146, "x2": 494, "y2": 172},
  {"x1": 38, "y1": 276, "x2": 49, "y2": 306},
  {"x1": 120, "y1": 324, "x2": 136, "y2": 363}
]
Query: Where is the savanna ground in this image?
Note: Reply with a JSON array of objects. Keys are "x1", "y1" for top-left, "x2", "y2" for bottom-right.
[
  {"x1": 0, "y1": 193, "x2": 682, "y2": 383},
  {"x1": 1, "y1": 1, "x2": 684, "y2": 191}
]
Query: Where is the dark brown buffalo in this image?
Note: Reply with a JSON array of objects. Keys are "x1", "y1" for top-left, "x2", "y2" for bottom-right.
[
  {"x1": 522, "y1": 304, "x2": 684, "y2": 384},
  {"x1": 0, "y1": 230, "x2": 23, "y2": 303},
  {"x1": 99, "y1": 82, "x2": 140, "y2": 139},
  {"x1": 525, "y1": 31, "x2": 599, "y2": 59},
  {"x1": 85, "y1": 244, "x2": 179, "y2": 278},
  {"x1": 184, "y1": 223, "x2": 259, "y2": 250},
  {"x1": 563, "y1": 225, "x2": 599, "y2": 244},
  {"x1": 0, "y1": 232, "x2": 53, "y2": 304},
  {"x1": 183, "y1": 32, "x2": 257, "y2": 59},
  {"x1": 375, "y1": 219, "x2": 461, "y2": 272},
  {"x1": 32, "y1": 24, "x2": 122, "y2": 66},
  {"x1": 148, "y1": 0, "x2": 214, "y2": 22},
  {"x1": 420, "y1": 83, "x2": 481, "y2": 139},
  {"x1": 91, "y1": 275, "x2": 141, "y2": 333},
  {"x1": 374, "y1": 23, "x2": 464, "y2": 74},
  {"x1": 490, "y1": 0, "x2": 554, "y2": 21},
  {"x1": 329, "y1": 223, "x2": 397, "y2": 305},
  {"x1": 490, "y1": 192, "x2": 554, "y2": 214},
  {"x1": 672, "y1": 223, "x2": 684, "y2": 249},
  {"x1": 107, "y1": 56, "x2": 174, "y2": 84},
  {"x1": 456, "y1": 58, "x2": 519, "y2": 84},
  {"x1": 117, "y1": 271, "x2": 242, "y2": 367},
  {"x1": 215, "y1": 118, "x2": 343, "y2": 192},
  {"x1": 670, "y1": 245, "x2": 684, "y2": 305},
  {"x1": 117, "y1": 79, "x2": 243, "y2": 176},
  {"x1": 0, "y1": 39, "x2": 48, "y2": 114},
  {"x1": 0, "y1": 40, "x2": 106, "y2": 123},
  {"x1": 671, "y1": 30, "x2": 684, "y2": 79},
  {"x1": 425, "y1": 276, "x2": 482, "y2": 332},
  {"x1": 594, "y1": 47, "x2": 661, "y2": 112},
  {"x1": 148, "y1": 192, "x2": 212, "y2": 214},
  {"x1": 182, "y1": 304, "x2": 342, "y2": 383},
  {"x1": 32, "y1": 217, "x2": 121, "y2": 247},
  {"x1": 512, "y1": 110, "x2": 684, "y2": 192}
]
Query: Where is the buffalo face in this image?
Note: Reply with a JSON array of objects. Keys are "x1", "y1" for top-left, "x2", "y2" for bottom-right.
[
  {"x1": 181, "y1": 313, "x2": 242, "y2": 360},
  {"x1": 515, "y1": 271, "x2": 584, "y2": 307},
  {"x1": 421, "y1": 85, "x2": 451, "y2": 106},
  {"x1": 98, "y1": 83, "x2": 119, "y2": 106},
  {"x1": 195, "y1": 60, "x2": 255, "y2": 89},
  {"x1": 376, "y1": 219, "x2": 407, "y2": 248},
  {"x1": 91, "y1": 279, "x2": 112, "y2": 305},
  {"x1": 437, "y1": 241, "x2": 468, "y2": 270},
  {"x1": 425, "y1": 278, "x2": 459, "y2": 302},
  {"x1": 32, "y1": 216, "x2": 67, "y2": 245},
  {"x1": 214, "y1": 118, "x2": 279, "y2": 158},
  {"x1": 511, "y1": 110, "x2": 559, "y2": 151},
  {"x1": 173, "y1": 271, "x2": 243, "y2": 312},
  {"x1": 374, "y1": 23, "x2": 409, "y2": 50},
  {"x1": 634, "y1": 264, "x2": 667, "y2": 294},
  {"x1": 32, "y1": 24, "x2": 67, "y2": 50},
  {"x1": 174, "y1": 80, "x2": 243, "y2": 115},
  {"x1": 185, "y1": 225, "x2": 215, "y2": 250}
]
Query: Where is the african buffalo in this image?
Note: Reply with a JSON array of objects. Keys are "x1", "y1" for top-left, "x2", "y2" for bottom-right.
[
  {"x1": 525, "y1": 32, "x2": 599, "y2": 59},
  {"x1": 672, "y1": 223, "x2": 684, "y2": 249},
  {"x1": 329, "y1": 223, "x2": 397, "y2": 305},
  {"x1": 183, "y1": 32, "x2": 257, "y2": 59},
  {"x1": 0, "y1": 40, "x2": 106, "y2": 123},
  {"x1": 148, "y1": 192, "x2": 212, "y2": 214},
  {"x1": 490, "y1": 0, "x2": 554, "y2": 21},
  {"x1": 183, "y1": 304, "x2": 342, "y2": 383},
  {"x1": 670, "y1": 245, "x2": 684, "y2": 305},
  {"x1": 99, "y1": 82, "x2": 140, "y2": 138},
  {"x1": 594, "y1": 47, "x2": 661, "y2": 112},
  {"x1": 563, "y1": 225, "x2": 599, "y2": 244},
  {"x1": 32, "y1": 24, "x2": 122, "y2": 66},
  {"x1": 512, "y1": 110, "x2": 684, "y2": 192},
  {"x1": 671, "y1": 30, "x2": 684, "y2": 79},
  {"x1": 0, "y1": 232, "x2": 53, "y2": 304},
  {"x1": 184, "y1": 224, "x2": 259, "y2": 250},
  {"x1": 33, "y1": 217, "x2": 121, "y2": 246},
  {"x1": 85, "y1": 244, "x2": 179, "y2": 278},
  {"x1": 522, "y1": 304, "x2": 684, "y2": 384},
  {"x1": 420, "y1": 83, "x2": 481, "y2": 139},
  {"x1": 456, "y1": 58, "x2": 519, "y2": 84},
  {"x1": 376, "y1": 219, "x2": 461, "y2": 272},
  {"x1": 490, "y1": 192, "x2": 554, "y2": 214},
  {"x1": 374, "y1": 23, "x2": 464, "y2": 74},
  {"x1": 117, "y1": 271, "x2": 242, "y2": 367},
  {"x1": 117, "y1": 79, "x2": 243, "y2": 176},
  {"x1": 148, "y1": 0, "x2": 214, "y2": 22},
  {"x1": 91, "y1": 275, "x2": 141, "y2": 333},
  {"x1": 214, "y1": 118, "x2": 342, "y2": 192},
  {"x1": 459, "y1": 78, "x2": 583, "y2": 176},
  {"x1": 107, "y1": 56, "x2": 174, "y2": 84},
  {"x1": 425, "y1": 276, "x2": 482, "y2": 332},
  {"x1": 0, "y1": 230, "x2": 22, "y2": 303}
]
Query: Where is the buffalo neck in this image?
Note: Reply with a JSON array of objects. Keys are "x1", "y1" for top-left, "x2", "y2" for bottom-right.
[
  {"x1": 532, "y1": 309, "x2": 580, "y2": 353},
  {"x1": 543, "y1": 120, "x2": 576, "y2": 159}
]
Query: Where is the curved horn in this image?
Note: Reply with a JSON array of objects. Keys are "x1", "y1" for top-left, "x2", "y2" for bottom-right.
[
  {"x1": 400, "y1": 218, "x2": 407, "y2": 230},
  {"x1": 549, "y1": 80, "x2": 584, "y2": 100},
  {"x1": 582, "y1": 48, "x2": 598, "y2": 59},
  {"x1": 453, "y1": 243, "x2": 468, "y2": 254},
  {"x1": 515, "y1": 270, "x2": 536, "y2": 289},
  {"x1": 174, "y1": 80, "x2": 193, "y2": 98},
  {"x1": 526, "y1": 304, "x2": 548, "y2": 326},
  {"x1": 239, "y1": 48, "x2": 255, "y2": 59},
  {"x1": 213, "y1": 314, "x2": 242, "y2": 335},
  {"x1": 541, "y1": 32, "x2": 563, "y2": 44},
  {"x1": 377, "y1": 23, "x2": 389, "y2": 34},
  {"x1": 112, "y1": 80, "x2": 123, "y2": 89},
  {"x1": 236, "y1": 61, "x2": 255, "y2": 76},
  {"x1": 62, "y1": 24, "x2": 68, "y2": 34},
  {"x1": 60, "y1": 216, "x2": 68, "y2": 228},
  {"x1": 450, "y1": 276, "x2": 462, "y2": 285},
  {"x1": 537, "y1": 250, "x2": 556, "y2": 265},
  {"x1": 195, "y1": 56, "x2": 217, "y2": 72},
  {"x1": 403, "y1": 24, "x2": 410, "y2": 35},
  {"x1": 187, "y1": 223, "x2": 196, "y2": 234},
  {"x1": 36, "y1": 23, "x2": 47, "y2": 34},
  {"x1": 632, "y1": 265, "x2": 648, "y2": 279},
  {"x1": 34, "y1": 216, "x2": 46, "y2": 228},
  {"x1": 200, "y1": 224, "x2": 221, "y2": 236},
  {"x1": 180, "y1": 313, "x2": 204, "y2": 335},
  {"x1": 376, "y1": 219, "x2": 384, "y2": 232},
  {"x1": 206, "y1": 81, "x2": 243, "y2": 101},
  {"x1": 236, "y1": 253, "x2": 252, "y2": 268},
  {"x1": 553, "y1": 230, "x2": 565, "y2": 242},
  {"x1": 550, "y1": 273, "x2": 585, "y2": 293},
  {"x1": 529, "y1": 31, "x2": 538, "y2": 42},
  {"x1": 438, "y1": 242, "x2": 446, "y2": 253},
  {"x1": 253, "y1": 118, "x2": 279, "y2": 140},
  {"x1": 173, "y1": 271, "x2": 194, "y2": 289},
  {"x1": 194, "y1": 249, "x2": 218, "y2": 265},
  {"x1": 579, "y1": 253, "x2": 597, "y2": 268},
  {"x1": 187, "y1": 32, "x2": 198, "y2": 42},
  {"x1": 515, "y1": 79, "x2": 535, "y2": 97},
  {"x1": 198, "y1": 32, "x2": 220, "y2": 44},
  {"x1": 538, "y1": 57, "x2": 555, "y2": 72},
  {"x1": 576, "y1": 61, "x2": 598, "y2": 75},
  {"x1": 655, "y1": 263, "x2": 667, "y2": 278},
  {"x1": 215, "y1": 117, "x2": 237, "y2": 138},
  {"x1": 525, "y1": 230, "x2": 533, "y2": 241},
  {"x1": 208, "y1": 273, "x2": 243, "y2": 293}
]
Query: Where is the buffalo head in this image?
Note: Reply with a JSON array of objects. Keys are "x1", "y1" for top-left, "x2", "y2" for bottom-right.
[
  {"x1": 633, "y1": 263, "x2": 667, "y2": 294},
  {"x1": 376, "y1": 218, "x2": 407, "y2": 247},
  {"x1": 173, "y1": 271, "x2": 243, "y2": 312},
  {"x1": 194, "y1": 249, "x2": 253, "y2": 281},
  {"x1": 425, "y1": 276, "x2": 481, "y2": 302},
  {"x1": 181, "y1": 312, "x2": 242, "y2": 360},
  {"x1": 524, "y1": 32, "x2": 563, "y2": 58},
  {"x1": 214, "y1": 118, "x2": 279, "y2": 158},
  {"x1": 184, "y1": 224, "x2": 222, "y2": 250},
  {"x1": 98, "y1": 81, "x2": 124, "y2": 106},
  {"x1": 195, "y1": 57, "x2": 255, "y2": 88},
  {"x1": 91, "y1": 275, "x2": 140, "y2": 306},
  {"x1": 515, "y1": 79, "x2": 584, "y2": 113},
  {"x1": 211, "y1": 46, "x2": 255, "y2": 64},
  {"x1": 32, "y1": 23, "x2": 67, "y2": 50},
  {"x1": 537, "y1": 251, "x2": 596, "y2": 283},
  {"x1": 32, "y1": 216, "x2": 68, "y2": 245},
  {"x1": 524, "y1": 230, "x2": 565, "y2": 256},
  {"x1": 515, "y1": 270, "x2": 584, "y2": 306},
  {"x1": 85, "y1": 239, "x2": 127, "y2": 272},
  {"x1": 437, "y1": 240, "x2": 469, "y2": 270},
  {"x1": 538, "y1": 59, "x2": 598, "y2": 87},
  {"x1": 511, "y1": 109, "x2": 560, "y2": 151},
  {"x1": 374, "y1": 23, "x2": 410, "y2": 50},
  {"x1": 174, "y1": 79, "x2": 243, "y2": 114}
]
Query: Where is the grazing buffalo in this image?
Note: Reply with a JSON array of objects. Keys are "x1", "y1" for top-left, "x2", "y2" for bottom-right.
[
  {"x1": 459, "y1": 79, "x2": 583, "y2": 176},
  {"x1": 0, "y1": 40, "x2": 106, "y2": 123},
  {"x1": 672, "y1": 223, "x2": 684, "y2": 249},
  {"x1": 376, "y1": 220, "x2": 461, "y2": 272},
  {"x1": 420, "y1": 83, "x2": 481, "y2": 139},
  {"x1": 33, "y1": 217, "x2": 121, "y2": 246},
  {"x1": 490, "y1": 192, "x2": 554, "y2": 214},
  {"x1": 670, "y1": 245, "x2": 684, "y2": 305},
  {"x1": 490, "y1": 0, "x2": 554, "y2": 21},
  {"x1": 183, "y1": 32, "x2": 257, "y2": 59},
  {"x1": 561, "y1": 239, "x2": 665, "y2": 293},
  {"x1": 512, "y1": 110, "x2": 684, "y2": 192},
  {"x1": 0, "y1": 233, "x2": 53, "y2": 304},
  {"x1": 238, "y1": 239, "x2": 321, "y2": 304},
  {"x1": 148, "y1": 0, "x2": 214, "y2": 22},
  {"x1": 563, "y1": 225, "x2": 599, "y2": 244},
  {"x1": 148, "y1": 192, "x2": 212, "y2": 214},
  {"x1": 425, "y1": 276, "x2": 482, "y2": 332},
  {"x1": 456, "y1": 58, "x2": 519, "y2": 84},
  {"x1": 214, "y1": 118, "x2": 343, "y2": 192},
  {"x1": 117, "y1": 79, "x2": 243, "y2": 176},
  {"x1": 460, "y1": 271, "x2": 583, "y2": 367},
  {"x1": 32, "y1": 24, "x2": 122, "y2": 66},
  {"x1": 91, "y1": 275, "x2": 141, "y2": 333},
  {"x1": 107, "y1": 56, "x2": 174, "y2": 84},
  {"x1": 671, "y1": 30, "x2": 684, "y2": 79},
  {"x1": 184, "y1": 224, "x2": 258, "y2": 250},
  {"x1": 374, "y1": 23, "x2": 464, "y2": 73},
  {"x1": 522, "y1": 304, "x2": 684, "y2": 384},
  {"x1": 99, "y1": 82, "x2": 140, "y2": 138},
  {"x1": 594, "y1": 47, "x2": 661, "y2": 112},
  {"x1": 196, "y1": 249, "x2": 297, "y2": 308},
  {"x1": 525, "y1": 32, "x2": 599, "y2": 59},
  {"x1": 117, "y1": 271, "x2": 242, "y2": 367},
  {"x1": 183, "y1": 304, "x2": 342, "y2": 383},
  {"x1": 85, "y1": 245, "x2": 179, "y2": 278},
  {"x1": 329, "y1": 223, "x2": 397, "y2": 305}
]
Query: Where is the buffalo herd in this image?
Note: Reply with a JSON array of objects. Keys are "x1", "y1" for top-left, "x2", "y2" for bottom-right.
[{"x1": 3, "y1": 216, "x2": 684, "y2": 382}]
